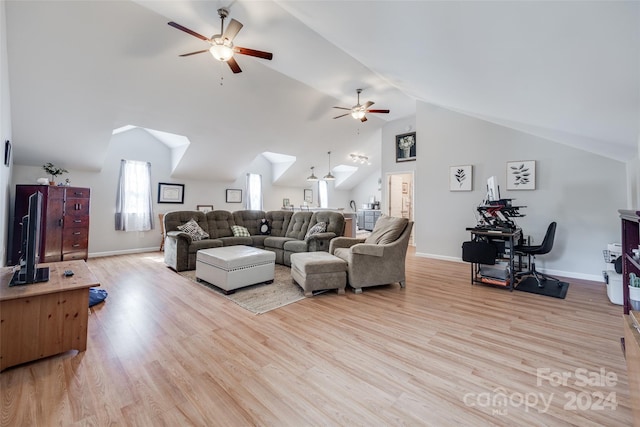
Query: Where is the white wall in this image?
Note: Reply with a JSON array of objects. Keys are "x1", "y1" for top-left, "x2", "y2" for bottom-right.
[
  {"x1": 0, "y1": 1, "x2": 12, "y2": 267},
  {"x1": 411, "y1": 101, "x2": 627, "y2": 280},
  {"x1": 10, "y1": 128, "x2": 353, "y2": 258}
]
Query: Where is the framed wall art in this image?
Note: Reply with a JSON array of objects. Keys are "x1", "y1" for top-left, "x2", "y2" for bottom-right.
[
  {"x1": 506, "y1": 160, "x2": 536, "y2": 190},
  {"x1": 226, "y1": 189, "x2": 242, "y2": 203},
  {"x1": 197, "y1": 204, "x2": 213, "y2": 213},
  {"x1": 396, "y1": 132, "x2": 416, "y2": 162},
  {"x1": 450, "y1": 165, "x2": 472, "y2": 191},
  {"x1": 158, "y1": 182, "x2": 184, "y2": 204},
  {"x1": 304, "y1": 189, "x2": 313, "y2": 203},
  {"x1": 4, "y1": 140, "x2": 10, "y2": 166}
]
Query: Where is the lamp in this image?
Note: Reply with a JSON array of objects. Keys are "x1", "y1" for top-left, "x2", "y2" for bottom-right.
[
  {"x1": 323, "y1": 151, "x2": 335, "y2": 181},
  {"x1": 350, "y1": 154, "x2": 370, "y2": 165},
  {"x1": 306, "y1": 166, "x2": 318, "y2": 182},
  {"x1": 209, "y1": 38, "x2": 234, "y2": 61},
  {"x1": 350, "y1": 107, "x2": 366, "y2": 120}
]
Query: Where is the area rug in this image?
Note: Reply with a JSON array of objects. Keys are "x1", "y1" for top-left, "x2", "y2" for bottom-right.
[
  {"x1": 178, "y1": 265, "x2": 305, "y2": 314},
  {"x1": 515, "y1": 276, "x2": 570, "y2": 299}
]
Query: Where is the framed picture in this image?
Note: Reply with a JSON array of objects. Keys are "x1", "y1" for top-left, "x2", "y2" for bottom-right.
[
  {"x1": 450, "y1": 165, "x2": 472, "y2": 191},
  {"x1": 4, "y1": 140, "x2": 10, "y2": 166},
  {"x1": 507, "y1": 160, "x2": 536, "y2": 190},
  {"x1": 197, "y1": 204, "x2": 213, "y2": 213},
  {"x1": 226, "y1": 189, "x2": 242, "y2": 203},
  {"x1": 158, "y1": 182, "x2": 184, "y2": 204},
  {"x1": 283, "y1": 198, "x2": 290, "y2": 207},
  {"x1": 396, "y1": 132, "x2": 416, "y2": 162},
  {"x1": 304, "y1": 189, "x2": 313, "y2": 203}
]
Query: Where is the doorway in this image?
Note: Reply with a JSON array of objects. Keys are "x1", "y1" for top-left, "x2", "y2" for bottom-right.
[{"x1": 386, "y1": 172, "x2": 414, "y2": 245}]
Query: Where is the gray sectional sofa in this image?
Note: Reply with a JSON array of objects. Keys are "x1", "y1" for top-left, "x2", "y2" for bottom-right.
[{"x1": 163, "y1": 209, "x2": 345, "y2": 271}]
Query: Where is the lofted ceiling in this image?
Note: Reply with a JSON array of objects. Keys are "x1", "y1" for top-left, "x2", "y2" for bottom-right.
[{"x1": 5, "y1": 1, "x2": 639, "y2": 189}]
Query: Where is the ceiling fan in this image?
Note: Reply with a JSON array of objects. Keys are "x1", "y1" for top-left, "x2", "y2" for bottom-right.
[
  {"x1": 332, "y1": 89, "x2": 390, "y2": 122},
  {"x1": 168, "y1": 7, "x2": 273, "y2": 74}
]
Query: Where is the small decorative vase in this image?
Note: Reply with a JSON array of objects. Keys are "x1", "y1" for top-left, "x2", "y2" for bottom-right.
[
  {"x1": 49, "y1": 181, "x2": 55, "y2": 186},
  {"x1": 403, "y1": 148, "x2": 411, "y2": 158}
]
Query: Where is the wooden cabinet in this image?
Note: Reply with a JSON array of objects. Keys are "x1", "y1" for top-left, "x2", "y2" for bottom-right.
[
  {"x1": 619, "y1": 210, "x2": 640, "y2": 314},
  {"x1": 10, "y1": 185, "x2": 90, "y2": 265}
]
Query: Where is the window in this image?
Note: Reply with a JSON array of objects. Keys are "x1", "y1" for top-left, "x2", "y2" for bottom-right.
[
  {"x1": 115, "y1": 159, "x2": 154, "y2": 231},
  {"x1": 318, "y1": 180, "x2": 328, "y2": 208},
  {"x1": 246, "y1": 173, "x2": 263, "y2": 210}
]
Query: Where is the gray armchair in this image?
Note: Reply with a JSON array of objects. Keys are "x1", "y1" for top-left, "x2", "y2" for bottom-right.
[{"x1": 330, "y1": 216, "x2": 413, "y2": 293}]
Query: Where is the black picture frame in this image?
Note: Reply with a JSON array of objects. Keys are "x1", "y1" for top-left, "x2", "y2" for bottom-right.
[
  {"x1": 226, "y1": 189, "x2": 242, "y2": 203},
  {"x1": 396, "y1": 132, "x2": 416, "y2": 162},
  {"x1": 158, "y1": 182, "x2": 185, "y2": 204},
  {"x1": 4, "y1": 140, "x2": 11, "y2": 166}
]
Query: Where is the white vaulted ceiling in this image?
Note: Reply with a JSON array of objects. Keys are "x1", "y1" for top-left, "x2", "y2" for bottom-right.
[{"x1": 5, "y1": 0, "x2": 639, "y2": 188}]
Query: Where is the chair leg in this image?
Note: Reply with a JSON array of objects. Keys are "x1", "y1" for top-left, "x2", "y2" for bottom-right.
[{"x1": 399, "y1": 280, "x2": 406, "y2": 288}]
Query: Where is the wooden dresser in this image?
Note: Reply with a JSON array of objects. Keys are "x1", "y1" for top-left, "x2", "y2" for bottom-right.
[{"x1": 10, "y1": 185, "x2": 90, "y2": 265}]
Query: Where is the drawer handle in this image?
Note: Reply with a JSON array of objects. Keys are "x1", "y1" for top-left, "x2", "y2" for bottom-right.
[
  {"x1": 73, "y1": 244, "x2": 80, "y2": 248},
  {"x1": 74, "y1": 192, "x2": 83, "y2": 196},
  {"x1": 75, "y1": 203, "x2": 82, "y2": 210},
  {"x1": 73, "y1": 231, "x2": 81, "y2": 235},
  {"x1": 74, "y1": 219, "x2": 82, "y2": 223}
]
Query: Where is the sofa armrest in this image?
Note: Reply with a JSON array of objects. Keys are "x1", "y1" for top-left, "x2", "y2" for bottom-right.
[
  {"x1": 167, "y1": 230, "x2": 193, "y2": 244},
  {"x1": 306, "y1": 232, "x2": 337, "y2": 252},
  {"x1": 351, "y1": 243, "x2": 385, "y2": 257},
  {"x1": 330, "y1": 237, "x2": 366, "y2": 254}
]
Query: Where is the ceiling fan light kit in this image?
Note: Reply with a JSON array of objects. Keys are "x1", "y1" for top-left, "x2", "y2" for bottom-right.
[
  {"x1": 168, "y1": 7, "x2": 273, "y2": 74},
  {"x1": 333, "y1": 88, "x2": 390, "y2": 122}
]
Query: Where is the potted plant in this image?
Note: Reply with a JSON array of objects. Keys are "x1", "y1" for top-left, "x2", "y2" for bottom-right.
[
  {"x1": 629, "y1": 273, "x2": 640, "y2": 311},
  {"x1": 42, "y1": 162, "x2": 68, "y2": 185}
]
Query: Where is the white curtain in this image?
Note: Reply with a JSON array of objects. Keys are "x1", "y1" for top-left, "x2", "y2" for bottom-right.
[
  {"x1": 115, "y1": 159, "x2": 154, "y2": 231},
  {"x1": 246, "y1": 173, "x2": 263, "y2": 210},
  {"x1": 319, "y1": 180, "x2": 328, "y2": 208}
]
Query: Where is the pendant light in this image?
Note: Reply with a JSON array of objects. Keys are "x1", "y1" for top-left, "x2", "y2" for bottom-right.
[
  {"x1": 307, "y1": 166, "x2": 318, "y2": 182},
  {"x1": 323, "y1": 151, "x2": 335, "y2": 181}
]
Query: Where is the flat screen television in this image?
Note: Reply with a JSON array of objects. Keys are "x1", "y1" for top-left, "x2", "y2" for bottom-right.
[{"x1": 9, "y1": 191, "x2": 50, "y2": 286}]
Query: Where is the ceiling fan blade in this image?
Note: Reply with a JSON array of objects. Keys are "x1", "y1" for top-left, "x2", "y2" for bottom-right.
[
  {"x1": 168, "y1": 22, "x2": 209, "y2": 41},
  {"x1": 333, "y1": 113, "x2": 350, "y2": 119},
  {"x1": 223, "y1": 18, "x2": 243, "y2": 42},
  {"x1": 360, "y1": 116, "x2": 368, "y2": 122},
  {"x1": 179, "y1": 49, "x2": 209, "y2": 57},
  {"x1": 362, "y1": 101, "x2": 374, "y2": 110},
  {"x1": 234, "y1": 46, "x2": 273, "y2": 60},
  {"x1": 227, "y1": 56, "x2": 242, "y2": 73},
  {"x1": 332, "y1": 106, "x2": 351, "y2": 111},
  {"x1": 366, "y1": 109, "x2": 390, "y2": 114}
]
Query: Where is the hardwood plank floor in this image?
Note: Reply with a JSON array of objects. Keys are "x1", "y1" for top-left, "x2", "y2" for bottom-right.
[{"x1": 1, "y1": 249, "x2": 634, "y2": 426}]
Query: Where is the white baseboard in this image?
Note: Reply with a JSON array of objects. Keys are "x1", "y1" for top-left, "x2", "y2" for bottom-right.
[
  {"x1": 89, "y1": 247, "x2": 160, "y2": 258},
  {"x1": 413, "y1": 251, "x2": 603, "y2": 283}
]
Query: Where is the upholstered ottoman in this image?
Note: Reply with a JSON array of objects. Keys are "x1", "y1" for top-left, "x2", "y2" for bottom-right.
[
  {"x1": 290, "y1": 252, "x2": 347, "y2": 297},
  {"x1": 196, "y1": 246, "x2": 276, "y2": 294}
]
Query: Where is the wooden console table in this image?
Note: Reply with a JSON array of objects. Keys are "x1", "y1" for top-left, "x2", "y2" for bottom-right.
[{"x1": 0, "y1": 260, "x2": 99, "y2": 371}]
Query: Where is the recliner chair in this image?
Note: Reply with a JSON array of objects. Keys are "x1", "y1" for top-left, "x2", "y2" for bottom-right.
[{"x1": 514, "y1": 221, "x2": 560, "y2": 288}]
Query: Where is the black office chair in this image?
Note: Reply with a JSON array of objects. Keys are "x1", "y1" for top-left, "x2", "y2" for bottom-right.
[{"x1": 515, "y1": 222, "x2": 561, "y2": 288}]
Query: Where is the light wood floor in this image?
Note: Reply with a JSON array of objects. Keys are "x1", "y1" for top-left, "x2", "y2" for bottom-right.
[{"x1": 1, "y1": 249, "x2": 634, "y2": 426}]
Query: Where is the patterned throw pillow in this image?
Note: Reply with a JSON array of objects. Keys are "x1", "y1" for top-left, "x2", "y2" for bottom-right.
[
  {"x1": 177, "y1": 219, "x2": 209, "y2": 241},
  {"x1": 231, "y1": 225, "x2": 251, "y2": 237},
  {"x1": 305, "y1": 222, "x2": 326, "y2": 239},
  {"x1": 259, "y1": 219, "x2": 271, "y2": 235}
]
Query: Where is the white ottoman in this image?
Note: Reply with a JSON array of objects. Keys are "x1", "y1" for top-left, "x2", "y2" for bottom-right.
[{"x1": 196, "y1": 246, "x2": 276, "y2": 294}]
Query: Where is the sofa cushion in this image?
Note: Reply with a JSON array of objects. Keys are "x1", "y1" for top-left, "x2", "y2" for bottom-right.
[
  {"x1": 310, "y1": 211, "x2": 345, "y2": 235},
  {"x1": 177, "y1": 219, "x2": 210, "y2": 241},
  {"x1": 188, "y1": 238, "x2": 224, "y2": 253},
  {"x1": 305, "y1": 222, "x2": 326, "y2": 239},
  {"x1": 266, "y1": 210, "x2": 293, "y2": 237},
  {"x1": 283, "y1": 239, "x2": 308, "y2": 253},
  {"x1": 232, "y1": 210, "x2": 266, "y2": 235},
  {"x1": 264, "y1": 236, "x2": 296, "y2": 250},
  {"x1": 231, "y1": 225, "x2": 251, "y2": 237},
  {"x1": 365, "y1": 216, "x2": 408, "y2": 245},
  {"x1": 285, "y1": 212, "x2": 313, "y2": 240}
]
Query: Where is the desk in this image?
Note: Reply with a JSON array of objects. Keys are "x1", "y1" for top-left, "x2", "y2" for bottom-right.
[
  {"x1": 0, "y1": 260, "x2": 99, "y2": 371},
  {"x1": 465, "y1": 227, "x2": 523, "y2": 290}
]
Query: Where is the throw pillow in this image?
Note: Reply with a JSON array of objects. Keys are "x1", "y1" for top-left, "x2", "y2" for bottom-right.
[
  {"x1": 259, "y1": 219, "x2": 271, "y2": 235},
  {"x1": 177, "y1": 219, "x2": 209, "y2": 241},
  {"x1": 231, "y1": 225, "x2": 251, "y2": 237},
  {"x1": 365, "y1": 216, "x2": 408, "y2": 245},
  {"x1": 305, "y1": 222, "x2": 326, "y2": 239}
]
